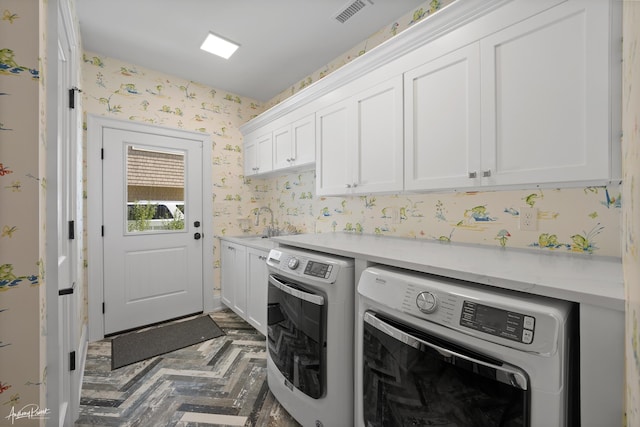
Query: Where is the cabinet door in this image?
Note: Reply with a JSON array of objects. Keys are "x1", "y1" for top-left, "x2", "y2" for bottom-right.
[
  {"x1": 291, "y1": 114, "x2": 315, "y2": 167},
  {"x1": 246, "y1": 248, "x2": 268, "y2": 335},
  {"x1": 404, "y1": 43, "x2": 481, "y2": 191},
  {"x1": 272, "y1": 124, "x2": 292, "y2": 170},
  {"x1": 480, "y1": 0, "x2": 613, "y2": 186},
  {"x1": 220, "y1": 242, "x2": 246, "y2": 317},
  {"x1": 316, "y1": 99, "x2": 354, "y2": 196},
  {"x1": 243, "y1": 138, "x2": 257, "y2": 177},
  {"x1": 353, "y1": 76, "x2": 404, "y2": 194},
  {"x1": 255, "y1": 132, "x2": 273, "y2": 175}
]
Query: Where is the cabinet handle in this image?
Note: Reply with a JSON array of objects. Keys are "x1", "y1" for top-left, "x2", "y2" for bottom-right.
[
  {"x1": 346, "y1": 184, "x2": 352, "y2": 188},
  {"x1": 483, "y1": 170, "x2": 492, "y2": 177},
  {"x1": 468, "y1": 171, "x2": 477, "y2": 178},
  {"x1": 259, "y1": 256, "x2": 267, "y2": 261},
  {"x1": 227, "y1": 246, "x2": 234, "y2": 250},
  {"x1": 290, "y1": 157, "x2": 296, "y2": 161},
  {"x1": 353, "y1": 183, "x2": 358, "y2": 188}
]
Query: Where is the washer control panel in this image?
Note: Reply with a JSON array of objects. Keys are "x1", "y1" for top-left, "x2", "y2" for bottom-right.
[
  {"x1": 416, "y1": 292, "x2": 438, "y2": 313},
  {"x1": 303, "y1": 260, "x2": 333, "y2": 279},
  {"x1": 460, "y1": 301, "x2": 535, "y2": 344},
  {"x1": 358, "y1": 266, "x2": 571, "y2": 355},
  {"x1": 267, "y1": 249, "x2": 346, "y2": 283}
]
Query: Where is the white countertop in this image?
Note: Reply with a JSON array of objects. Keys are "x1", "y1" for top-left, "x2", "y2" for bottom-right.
[
  {"x1": 219, "y1": 235, "x2": 280, "y2": 252},
  {"x1": 271, "y1": 232, "x2": 624, "y2": 311}
]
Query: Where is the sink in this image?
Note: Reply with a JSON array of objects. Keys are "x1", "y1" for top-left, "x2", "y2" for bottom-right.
[{"x1": 227, "y1": 235, "x2": 279, "y2": 250}]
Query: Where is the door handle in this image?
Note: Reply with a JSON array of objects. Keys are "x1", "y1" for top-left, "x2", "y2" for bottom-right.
[{"x1": 194, "y1": 232, "x2": 202, "y2": 240}]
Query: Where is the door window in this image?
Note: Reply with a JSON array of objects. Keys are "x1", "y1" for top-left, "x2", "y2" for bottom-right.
[{"x1": 125, "y1": 145, "x2": 185, "y2": 233}]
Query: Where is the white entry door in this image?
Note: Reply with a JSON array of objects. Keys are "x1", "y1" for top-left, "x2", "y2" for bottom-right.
[{"x1": 102, "y1": 127, "x2": 204, "y2": 334}]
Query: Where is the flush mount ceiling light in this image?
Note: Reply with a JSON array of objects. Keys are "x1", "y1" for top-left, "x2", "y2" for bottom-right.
[{"x1": 200, "y1": 32, "x2": 239, "y2": 59}]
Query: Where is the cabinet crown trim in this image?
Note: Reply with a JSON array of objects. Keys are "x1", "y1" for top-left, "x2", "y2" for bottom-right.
[{"x1": 239, "y1": 0, "x2": 511, "y2": 136}]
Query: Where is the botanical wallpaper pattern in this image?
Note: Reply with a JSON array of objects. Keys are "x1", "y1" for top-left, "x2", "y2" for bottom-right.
[
  {"x1": 0, "y1": 0, "x2": 45, "y2": 421},
  {"x1": 3, "y1": 0, "x2": 632, "y2": 423},
  {"x1": 249, "y1": 171, "x2": 621, "y2": 256},
  {"x1": 624, "y1": 1, "x2": 640, "y2": 425}
]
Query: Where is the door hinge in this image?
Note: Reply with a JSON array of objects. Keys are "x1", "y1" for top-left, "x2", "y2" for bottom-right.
[
  {"x1": 101, "y1": 225, "x2": 104, "y2": 236},
  {"x1": 69, "y1": 351, "x2": 76, "y2": 371},
  {"x1": 68, "y1": 220, "x2": 75, "y2": 240},
  {"x1": 101, "y1": 148, "x2": 104, "y2": 159},
  {"x1": 102, "y1": 302, "x2": 105, "y2": 314}
]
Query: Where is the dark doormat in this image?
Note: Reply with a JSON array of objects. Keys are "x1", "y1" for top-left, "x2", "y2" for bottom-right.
[{"x1": 111, "y1": 315, "x2": 225, "y2": 370}]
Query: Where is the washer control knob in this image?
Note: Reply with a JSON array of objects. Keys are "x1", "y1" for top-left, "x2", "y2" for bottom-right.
[
  {"x1": 287, "y1": 257, "x2": 300, "y2": 270},
  {"x1": 416, "y1": 292, "x2": 438, "y2": 314}
]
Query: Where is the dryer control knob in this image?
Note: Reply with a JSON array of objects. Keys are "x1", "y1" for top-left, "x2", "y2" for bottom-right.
[
  {"x1": 287, "y1": 257, "x2": 300, "y2": 270},
  {"x1": 416, "y1": 292, "x2": 438, "y2": 314}
]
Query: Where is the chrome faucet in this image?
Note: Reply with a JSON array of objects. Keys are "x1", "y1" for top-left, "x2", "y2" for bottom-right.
[{"x1": 255, "y1": 206, "x2": 277, "y2": 237}]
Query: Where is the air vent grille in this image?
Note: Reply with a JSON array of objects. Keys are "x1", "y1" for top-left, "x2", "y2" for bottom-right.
[{"x1": 334, "y1": 0, "x2": 367, "y2": 23}]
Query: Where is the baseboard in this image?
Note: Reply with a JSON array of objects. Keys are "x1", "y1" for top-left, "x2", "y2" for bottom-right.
[
  {"x1": 72, "y1": 324, "x2": 88, "y2": 424},
  {"x1": 210, "y1": 295, "x2": 224, "y2": 312}
]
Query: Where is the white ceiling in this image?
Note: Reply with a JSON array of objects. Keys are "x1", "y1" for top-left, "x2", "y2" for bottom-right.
[{"x1": 76, "y1": 0, "x2": 427, "y2": 102}]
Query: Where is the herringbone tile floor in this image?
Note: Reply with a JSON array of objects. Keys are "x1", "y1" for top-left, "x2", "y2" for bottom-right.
[{"x1": 75, "y1": 309, "x2": 300, "y2": 427}]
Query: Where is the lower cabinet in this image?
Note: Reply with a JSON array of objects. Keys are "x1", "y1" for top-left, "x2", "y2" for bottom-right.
[
  {"x1": 220, "y1": 241, "x2": 268, "y2": 335},
  {"x1": 246, "y1": 248, "x2": 268, "y2": 335},
  {"x1": 221, "y1": 242, "x2": 247, "y2": 318}
]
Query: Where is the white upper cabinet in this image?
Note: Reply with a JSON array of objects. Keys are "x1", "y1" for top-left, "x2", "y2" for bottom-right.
[
  {"x1": 273, "y1": 114, "x2": 315, "y2": 171},
  {"x1": 480, "y1": 0, "x2": 617, "y2": 187},
  {"x1": 316, "y1": 99, "x2": 353, "y2": 195},
  {"x1": 243, "y1": 135, "x2": 258, "y2": 177},
  {"x1": 405, "y1": 0, "x2": 620, "y2": 191},
  {"x1": 242, "y1": 0, "x2": 620, "y2": 192},
  {"x1": 244, "y1": 131, "x2": 272, "y2": 177},
  {"x1": 354, "y1": 77, "x2": 404, "y2": 194},
  {"x1": 272, "y1": 125, "x2": 292, "y2": 170},
  {"x1": 291, "y1": 114, "x2": 316, "y2": 167},
  {"x1": 316, "y1": 76, "x2": 404, "y2": 196},
  {"x1": 245, "y1": 113, "x2": 315, "y2": 177},
  {"x1": 405, "y1": 43, "x2": 481, "y2": 191}
]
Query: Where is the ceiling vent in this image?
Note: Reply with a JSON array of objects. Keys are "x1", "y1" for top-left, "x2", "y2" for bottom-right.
[{"x1": 334, "y1": 0, "x2": 372, "y2": 24}]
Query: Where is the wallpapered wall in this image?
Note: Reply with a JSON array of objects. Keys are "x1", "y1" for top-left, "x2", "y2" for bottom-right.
[
  {"x1": 624, "y1": 1, "x2": 640, "y2": 425},
  {"x1": 0, "y1": 0, "x2": 45, "y2": 421}
]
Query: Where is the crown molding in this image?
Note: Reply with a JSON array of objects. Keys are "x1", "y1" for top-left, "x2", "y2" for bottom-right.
[{"x1": 240, "y1": 0, "x2": 512, "y2": 135}]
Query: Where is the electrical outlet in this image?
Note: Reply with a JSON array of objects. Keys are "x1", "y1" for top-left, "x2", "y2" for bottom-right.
[{"x1": 519, "y1": 207, "x2": 538, "y2": 231}]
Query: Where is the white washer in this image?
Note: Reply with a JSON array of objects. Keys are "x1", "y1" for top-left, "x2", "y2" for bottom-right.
[
  {"x1": 266, "y1": 247, "x2": 354, "y2": 427},
  {"x1": 355, "y1": 266, "x2": 576, "y2": 427}
]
